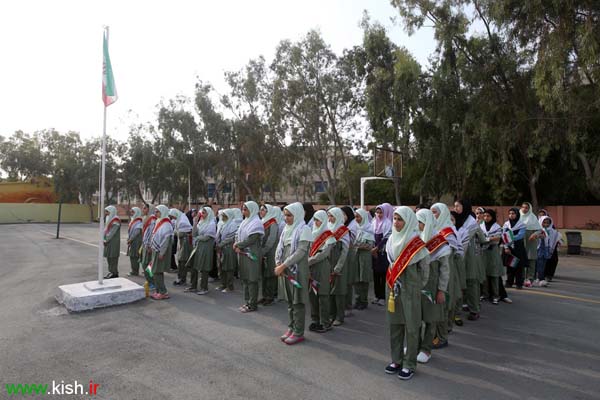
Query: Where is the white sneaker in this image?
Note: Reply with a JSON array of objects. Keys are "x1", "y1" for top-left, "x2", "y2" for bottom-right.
[
  {"x1": 533, "y1": 279, "x2": 540, "y2": 286},
  {"x1": 197, "y1": 290, "x2": 209, "y2": 295},
  {"x1": 501, "y1": 297, "x2": 513, "y2": 304},
  {"x1": 417, "y1": 351, "x2": 431, "y2": 364},
  {"x1": 539, "y1": 280, "x2": 548, "y2": 287}
]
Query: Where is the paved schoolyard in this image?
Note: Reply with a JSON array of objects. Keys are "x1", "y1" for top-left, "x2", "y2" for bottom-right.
[{"x1": 1, "y1": 223, "x2": 599, "y2": 400}]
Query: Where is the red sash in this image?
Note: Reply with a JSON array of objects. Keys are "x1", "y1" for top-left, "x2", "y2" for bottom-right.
[
  {"x1": 386, "y1": 236, "x2": 426, "y2": 288},
  {"x1": 263, "y1": 218, "x2": 277, "y2": 230},
  {"x1": 310, "y1": 230, "x2": 334, "y2": 257},
  {"x1": 152, "y1": 218, "x2": 171, "y2": 235},
  {"x1": 104, "y1": 217, "x2": 120, "y2": 236},
  {"x1": 426, "y1": 233, "x2": 448, "y2": 254},
  {"x1": 333, "y1": 226, "x2": 349, "y2": 241},
  {"x1": 142, "y1": 215, "x2": 157, "y2": 236},
  {"x1": 128, "y1": 217, "x2": 143, "y2": 233},
  {"x1": 439, "y1": 226, "x2": 454, "y2": 238}
]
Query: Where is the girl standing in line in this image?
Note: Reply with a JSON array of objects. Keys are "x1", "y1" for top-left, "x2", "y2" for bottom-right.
[
  {"x1": 520, "y1": 202, "x2": 542, "y2": 287},
  {"x1": 150, "y1": 205, "x2": 174, "y2": 300},
  {"x1": 371, "y1": 203, "x2": 394, "y2": 306},
  {"x1": 234, "y1": 201, "x2": 265, "y2": 312},
  {"x1": 103, "y1": 205, "x2": 121, "y2": 279},
  {"x1": 275, "y1": 202, "x2": 312, "y2": 345},
  {"x1": 384, "y1": 207, "x2": 429, "y2": 380},
  {"x1": 479, "y1": 209, "x2": 503, "y2": 304},
  {"x1": 502, "y1": 207, "x2": 528, "y2": 289},
  {"x1": 416, "y1": 208, "x2": 448, "y2": 364},
  {"x1": 127, "y1": 207, "x2": 143, "y2": 277},
  {"x1": 259, "y1": 204, "x2": 280, "y2": 305},
  {"x1": 354, "y1": 209, "x2": 375, "y2": 310},
  {"x1": 308, "y1": 210, "x2": 335, "y2": 333},
  {"x1": 187, "y1": 206, "x2": 216, "y2": 295},
  {"x1": 327, "y1": 207, "x2": 350, "y2": 326},
  {"x1": 215, "y1": 209, "x2": 238, "y2": 292}
]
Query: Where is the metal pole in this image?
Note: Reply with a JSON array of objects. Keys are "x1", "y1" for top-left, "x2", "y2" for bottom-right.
[
  {"x1": 188, "y1": 167, "x2": 191, "y2": 211},
  {"x1": 97, "y1": 27, "x2": 109, "y2": 285},
  {"x1": 360, "y1": 177, "x2": 394, "y2": 209},
  {"x1": 56, "y1": 202, "x2": 62, "y2": 239}
]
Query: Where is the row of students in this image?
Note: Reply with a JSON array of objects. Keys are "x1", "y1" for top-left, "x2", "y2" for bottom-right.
[{"x1": 101, "y1": 200, "x2": 562, "y2": 379}]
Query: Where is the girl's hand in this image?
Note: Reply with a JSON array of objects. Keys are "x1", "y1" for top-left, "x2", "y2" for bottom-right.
[
  {"x1": 274, "y1": 264, "x2": 286, "y2": 276},
  {"x1": 435, "y1": 290, "x2": 446, "y2": 304},
  {"x1": 504, "y1": 248, "x2": 511, "y2": 254}
]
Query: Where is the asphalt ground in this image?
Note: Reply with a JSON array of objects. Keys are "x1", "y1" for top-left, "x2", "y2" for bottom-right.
[{"x1": 1, "y1": 223, "x2": 599, "y2": 400}]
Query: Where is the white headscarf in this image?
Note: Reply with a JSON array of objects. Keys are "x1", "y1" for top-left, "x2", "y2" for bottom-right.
[
  {"x1": 105, "y1": 205, "x2": 119, "y2": 225},
  {"x1": 237, "y1": 201, "x2": 264, "y2": 242},
  {"x1": 216, "y1": 209, "x2": 225, "y2": 237},
  {"x1": 311, "y1": 210, "x2": 336, "y2": 245},
  {"x1": 431, "y1": 202, "x2": 461, "y2": 254},
  {"x1": 169, "y1": 208, "x2": 192, "y2": 233},
  {"x1": 281, "y1": 202, "x2": 312, "y2": 246},
  {"x1": 539, "y1": 216, "x2": 561, "y2": 250},
  {"x1": 520, "y1": 202, "x2": 542, "y2": 230},
  {"x1": 275, "y1": 206, "x2": 286, "y2": 234},
  {"x1": 196, "y1": 206, "x2": 217, "y2": 239},
  {"x1": 128, "y1": 206, "x2": 142, "y2": 234},
  {"x1": 232, "y1": 208, "x2": 243, "y2": 223},
  {"x1": 152, "y1": 204, "x2": 174, "y2": 251},
  {"x1": 355, "y1": 208, "x2": 375, "y2": 243},
  {"x1": 327, "y1": 207, "x2": 350, "y2": 247},
  {"x1": 219, "y1": 209, "x2": 237, "y2": 241},
  {"x1": 261, "y1": 204, "x2": 279, "y2": 224},
  {"x1": 416, "y1": 208, "x2": 435, "y2": 243},
  {"x1": 386, "y1": 206, "x2": 428, "y2": 264}
]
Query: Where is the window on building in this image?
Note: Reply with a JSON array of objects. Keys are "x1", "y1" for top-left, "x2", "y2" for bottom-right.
[
  {"x1": 314, "y1": 181, "x2": 328, "y2": 193},
  {"x1": 207, "y1": 183, "x2": 216, "y2": 198}
]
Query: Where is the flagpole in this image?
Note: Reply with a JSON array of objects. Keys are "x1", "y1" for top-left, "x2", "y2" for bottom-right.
[{"x1": 97, "y1": 26, "x2": 110, "y2": 285}]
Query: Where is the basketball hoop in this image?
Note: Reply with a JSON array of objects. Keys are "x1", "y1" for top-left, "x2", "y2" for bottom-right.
[{"x1": 373, "y1": 147, "x2": 403, "y2": 179}]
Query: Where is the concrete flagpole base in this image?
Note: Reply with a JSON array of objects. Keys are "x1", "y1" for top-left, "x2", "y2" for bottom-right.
[{"x1": 56, "y1": 277, "x2": 145, "y2": 312}]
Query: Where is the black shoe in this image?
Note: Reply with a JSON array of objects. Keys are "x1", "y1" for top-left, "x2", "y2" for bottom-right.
[
  {"x1": 468, "y1": 312, "x2": 480, "y2": 321},
  {"x1": 308, "y1": 322, "x2": 319, "y2": 331},
  {"x1": 314, "y1": 324, "x2": 329, "y2": 333},
  {"x1": 454, "y1": 317, "x2": 464, "y2": 326},
  {"x1": 104, "y1": 273, "x2": 113, "y2": 279},
  {"x1": 173, "y1": 279, "x2": 185, "y2": 286},
  {"x1": 385, "y1": 363, "x2": 401, "y2": 374},
  {"x1": 398, "y1": 368, "x2": 415, "y2": 380}
]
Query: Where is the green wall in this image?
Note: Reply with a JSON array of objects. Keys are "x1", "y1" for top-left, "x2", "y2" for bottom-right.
[{"x1": 0, "y1": 204, "x2": 93, "y2": 224}]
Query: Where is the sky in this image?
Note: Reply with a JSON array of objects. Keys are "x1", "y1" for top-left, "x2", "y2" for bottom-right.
[{"x1": 0, "y1": 0, "x2": 436, "y2": 142}]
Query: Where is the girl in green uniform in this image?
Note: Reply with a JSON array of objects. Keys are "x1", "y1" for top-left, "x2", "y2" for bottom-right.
[
  {"x1": 259, "y1": 204, "x2": 280, "y2": 305},
  {"x1": 169, "y1": 208, "x2": 193, "y2": 286},
  {"x1": 127, "y1": 207, "x2": 143, "y2": 276},
  {"x1": 308, "y1": 210, "x2": 335, "y2": 333},
  {"x1": 234, "y1": 201, "x2": 264, "y2": 312},
  {"x1": 103, "y1": 205, "x2": 121, "y2": 279},
  {"x1": 520, "y1": 202, "x2": 542, "y2": 287},
  {"x1": 275, "y1": 202, "x2": 312, "y2": 345},
  {"x1": 479, "y1": 209, "x2": 503, "y2": 304},
  {"x1": 187, "y1": 206, "x2": 216, "y2": 294},
  {"x1": 416, "y1": 208, "x2": 449, "y2": 364},
  {"x1": 216, "y1": 209, "x2": 239, "y2": 292},
  {"x1": 384, "y1": 206, "x2": 429, "y2": 380},
  {"x1": 150, "y1": 205, "x2": 174, "y2": 300},
  {"x1": 327, "y1": 207, "x2": 350, "y2": 326},
  {"x1": 354, "y1": 209, "x2": 375, "y2": 310}
]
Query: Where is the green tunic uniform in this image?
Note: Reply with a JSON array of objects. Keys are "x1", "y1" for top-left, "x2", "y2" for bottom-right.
[
  {"x1": 354, "y1": 241, "x2": 374, "y2": 307},
  {"x1": 217, "y1": 234, "x2": 237, "y2": 290},
  {"x1": 329, "y1": 240, "x2": 349, "y2": 323},
  {"x1": 463, "y1": 227, "x2": 487, "y2": 314},
  {"x1": 279, "y1": 240, "x2": 310, "y2": 336},
  {"x1": 387, "y1": 257, "x2": 429, "y2": 371},
  {"x1": 236, "y1": 233, "x2": 262, "y2": 309},
  {"x1": 176, "y1": 230, "x2": 192, "y2": 282},
  {"x1": 103, "y1": 222, "x2": 121, "y2": 276},
  {"x1": 127, "y1": 222, "x2": 143, "y2": 275},
  {"x1": 525, "y1": 229, "x2": 539, "y2": 279},
  {"x1": 309, "y1": 243, "x2": 332, "y2": 328},
  {"x1": 261, "y1": 224, "x2": 278, "y2": 302},
  {"x1": 190, "y1": 229, "x2": 215, "y2": 291},
  {"x1": 420, "y1": 254, "x2": 449, "y2": 353},
  {"x1": 151, "y1": 235, "x2": 173, "y2": 295}
]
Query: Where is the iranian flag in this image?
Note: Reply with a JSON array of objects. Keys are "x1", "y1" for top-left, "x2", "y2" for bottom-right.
[{"x1": 102, "y1": 31, "x2": 118, "y2": 107}]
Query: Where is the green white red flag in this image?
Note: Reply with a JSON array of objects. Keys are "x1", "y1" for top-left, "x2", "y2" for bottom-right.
[{"x1": 102, "y1": 31, "x2": 117, "y2": 107}]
